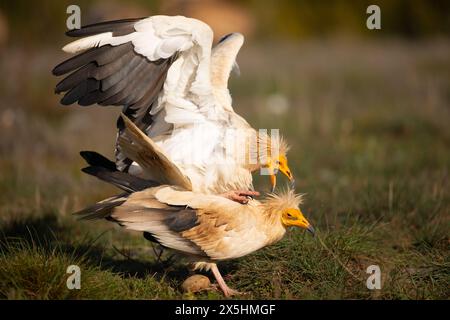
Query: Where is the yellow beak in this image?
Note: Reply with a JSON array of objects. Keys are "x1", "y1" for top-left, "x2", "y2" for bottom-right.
[
  {"x1": 279, "y1": 166, "x2": 293, "y2": 181},
  {"x1": 292, "y1": 214, "x2": 315, "y2": 236},
  {"x1": 269, "y1": 164, "x2": 295, "y2": 192}
]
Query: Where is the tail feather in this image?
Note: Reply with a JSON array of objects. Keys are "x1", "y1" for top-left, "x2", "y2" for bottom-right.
[
  {"x1": 81, "y1": 165, "x2": 156, "y2": 193},
  {"x1": 76, "y1": 150, "x2": 161, "y2": 221},
  {"x1": 74, "y1": 194, "x2": 127, "y2": 220},
  {"x1": 80, "y1": 151, "x2": 158, "y2": 192}
]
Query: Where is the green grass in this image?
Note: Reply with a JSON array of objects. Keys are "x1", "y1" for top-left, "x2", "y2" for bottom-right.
[{"x1": 0, "y1": 39, "x2": 449, "y2": 299}]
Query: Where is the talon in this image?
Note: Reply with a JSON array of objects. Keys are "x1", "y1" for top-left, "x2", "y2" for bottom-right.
[
  {"x1": 221, "y1": 190, "x2": 258, "y2": 204},
  {"x1": 223, "y1": 287, "x2": 242, "y2": 297}
]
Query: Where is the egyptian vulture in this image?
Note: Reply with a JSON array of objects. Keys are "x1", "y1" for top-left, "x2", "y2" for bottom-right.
[
  {"x1": 76, "y1": 115, "x2": 314, "y2": 297},
  {"x1": 52, "y1": 15, "x2": 294, "y2": 200}
]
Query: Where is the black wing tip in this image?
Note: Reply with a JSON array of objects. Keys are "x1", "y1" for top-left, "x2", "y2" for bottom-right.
[
  {"x1": 81, "y1": 166, "x2": 93, "y2": 174},
  {"x1": 65, "y1": 17, "x2": 146, "y2": 37},
  {"x1": 65, "y1": 28, "x2": 80, "y2": 37},
  {"x1": 81, "y1": 165, "x2": 105, "y2": 175},
  {"x1": 52, "y1": 65, "x2": 67, "y2": 77},
  {"x1": 51, "y1": 67, "x2": 59, "y2": 76},
  {"x1": 60, "y1": 96, "x2": 75, "y2": 106},
  {"x1": 80, "y1": 150, "x2": 100, "y2": 161},
  {"x1": 143, "y1": 231, "x2": 160, "y2": 244},
  {"x1": 80, "y1": 150, "x2": 94, "y2": 161},
  {"x1": 80, "y1": 151, "x2": 117, "y2": 171},
  {"x1": 54, "y1": 81, "x2": 66, "y2": 94}
]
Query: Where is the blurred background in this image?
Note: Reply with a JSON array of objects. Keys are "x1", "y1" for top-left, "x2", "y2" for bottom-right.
[{"x1": 0, "y1": 1, "x2": 448, "y2": 299}]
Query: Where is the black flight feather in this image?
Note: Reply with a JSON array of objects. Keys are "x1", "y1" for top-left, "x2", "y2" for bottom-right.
[
  {"x1": 80, "y1": 151, "x2": 117, "y2": 171},
  {"x1": 66, "y1": 18, "x2": 144, "y2": 37},
  {"x1": 80, "y1": 151, "x2": 156, "y2": 192}
]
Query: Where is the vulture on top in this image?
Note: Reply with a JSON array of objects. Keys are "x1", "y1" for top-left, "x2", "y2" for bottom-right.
[{"x1": 52, "y1": 15, "x2": 294, "y2": 200}]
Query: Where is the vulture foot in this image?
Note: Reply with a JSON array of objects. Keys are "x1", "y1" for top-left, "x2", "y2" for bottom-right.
[
  {"x1": 221, "y1": 190, "x2": 260, "y2": 204},
  {"x1": 210, "y1": 263, "x2": 243, "y2": 297}
]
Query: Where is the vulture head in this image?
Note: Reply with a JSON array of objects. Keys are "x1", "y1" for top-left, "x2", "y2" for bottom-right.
[
  {"x1": 256, "y1": 132, "x2": 293, "y2": 191},
  {"x1": 263, "y1": 189, "x2": 315, "y2": 236}
]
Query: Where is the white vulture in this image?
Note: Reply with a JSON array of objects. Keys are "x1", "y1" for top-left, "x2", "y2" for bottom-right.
[
  {"x1": 76, "y1": 114, "x2": 314, "y2": 297},
  {"x1": 52, "y1": 15, "x2": 294, "y2": 201}
]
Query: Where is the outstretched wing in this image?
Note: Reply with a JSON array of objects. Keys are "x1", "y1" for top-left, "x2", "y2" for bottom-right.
[
  {"x1": 53, "y1": 15, "x2": 217, "y2": 170},
  {"x1": 53, "y1": 18, "x2": 177, "y2": 122}
]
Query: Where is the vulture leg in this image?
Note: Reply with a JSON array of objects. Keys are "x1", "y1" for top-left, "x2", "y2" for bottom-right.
[
  {"x1": 221, "y1": 190, "x2": 260, "y2": 204},
  {"x1": 210, "y1": 263, "x2": 240, "y2": 297}
]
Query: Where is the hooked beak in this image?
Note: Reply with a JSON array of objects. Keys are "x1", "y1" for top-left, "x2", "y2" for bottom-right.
[
  {"x1": 279, "y1": 166, "x2": 293, "y2": 181},
  {"x1": 292, "y1": 212, "x2": 315, "y2": 237},
  {"x1": 306, "y1": 224, "x2": 316, "y2": 237},
  {"x1": 270, "y1": 166, "x2": 295, "y2": 192}
]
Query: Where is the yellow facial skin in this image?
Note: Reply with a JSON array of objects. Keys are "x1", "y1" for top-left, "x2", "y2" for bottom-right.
[
  {"x1": 268, "y1": 155, "x2": 294, "y2": 191},
  {"x1": 281, "y1": 208, "x2": 315, "y2": 235}
]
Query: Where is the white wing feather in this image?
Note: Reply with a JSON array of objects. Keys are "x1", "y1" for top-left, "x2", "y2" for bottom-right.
[{"x1": 61, "y1": 15, "x2": 253, "y2": 193}]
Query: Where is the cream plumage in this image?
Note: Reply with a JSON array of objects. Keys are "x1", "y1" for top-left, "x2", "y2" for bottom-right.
[
  {"x1": 53, "y1": 15, "x2": 293, "y2": 197},
  {"x1": 76, "y1": 115, "x2": 314, "y2": 297}
]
